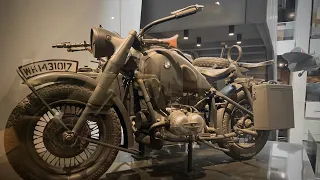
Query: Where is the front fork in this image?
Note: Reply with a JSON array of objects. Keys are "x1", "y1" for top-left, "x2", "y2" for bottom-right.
[
  {"x1": 72, "y1": 30, "x2": 137, "y2": 135},
  {"x1": 18, "y1": 30, "x2": 137, "y2": 136}
]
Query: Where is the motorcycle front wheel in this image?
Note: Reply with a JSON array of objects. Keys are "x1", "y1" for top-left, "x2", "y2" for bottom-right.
[
  {"x1": 217, "y1": 89, "x2": 270, "y2": 160},
  {"x1": 4, "y1": 83, "x2": 121, "y2": 180}
]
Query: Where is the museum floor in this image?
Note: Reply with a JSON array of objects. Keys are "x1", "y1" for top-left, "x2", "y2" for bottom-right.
[{"x1": 0, "y1": 141, "x2": 316, "y2": 180}]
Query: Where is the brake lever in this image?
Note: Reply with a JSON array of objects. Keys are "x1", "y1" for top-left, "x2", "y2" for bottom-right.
[
  {"x1": 90, "y1": 60, "x2": 99, "y2": 64},
  {"x1": 67, "y1": 47, "x2": 90, "y2": 52},
  {"x1": 171, "y1": 4, "x2": 204, "y2": 14}
]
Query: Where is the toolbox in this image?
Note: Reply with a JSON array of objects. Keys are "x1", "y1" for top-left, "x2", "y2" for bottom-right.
[{"x1": 252, "y1": 84, "x2": 294, "y2": 130}]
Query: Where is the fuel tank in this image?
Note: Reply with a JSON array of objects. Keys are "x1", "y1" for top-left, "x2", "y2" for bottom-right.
[{"x1": 138, "y1": 47, "x2": 211, "y2": 96}]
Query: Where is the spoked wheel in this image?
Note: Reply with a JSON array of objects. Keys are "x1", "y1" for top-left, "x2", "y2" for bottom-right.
[
  {"x1": 229, "y1": 99, "x2": 258, "y2": 148},
  {"x1": 29, "y1": 102, "x2": 105, "y2": 173},
  {"x1": 5, "y1": 84, "x2": 121, "y2": 180},
  {"x1": 217, "y1": 90, "x2": 269, "y2": 160}
]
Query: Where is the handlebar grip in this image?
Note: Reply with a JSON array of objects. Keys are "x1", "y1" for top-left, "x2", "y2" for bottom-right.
[
  {"x1": 171, "y1": 4, "x2": 204, "y2": 19},
  {"x1": 174, "y1": 7, "x2": 198, "y2": 19}
]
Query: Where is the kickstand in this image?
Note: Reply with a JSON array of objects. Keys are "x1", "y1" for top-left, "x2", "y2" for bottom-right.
[
  {"x1": 131, "y1": 143, "x2": 151, "y2": 160},
  {"x1": 187, "y1": 139, "x2": 193, "y2": 173},
  {"x1": 139, "y1": 143, "x2": 145, "y2": 156},
  {"x1": 184, "y1": 139, "x2": 205, "y2": 178}
]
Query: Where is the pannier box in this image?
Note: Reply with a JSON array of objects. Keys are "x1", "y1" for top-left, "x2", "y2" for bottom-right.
[{"x1": 252, "y1": 84, "x2": 294, "y2": 130}]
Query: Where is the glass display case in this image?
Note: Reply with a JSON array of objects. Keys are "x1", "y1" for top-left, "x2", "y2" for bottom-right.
[{"x1": 0, "y1": 0, "x2": 317, "y2": 179}]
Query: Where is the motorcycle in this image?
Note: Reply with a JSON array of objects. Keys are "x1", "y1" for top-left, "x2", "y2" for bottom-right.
[{"x1": 5, "y1": 4, "x2": 274, "y2": 180}]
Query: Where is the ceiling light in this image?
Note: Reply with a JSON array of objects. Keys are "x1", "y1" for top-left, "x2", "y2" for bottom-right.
[
  {"x1": 237, "y1": 34, "x2": 242, "y2": 44},
  {"x1": 184, "y1": 30, "x2": 189, "y2": 40},
  {"x1": 197, "y1": 37, "x2": 201, "y2": 47},
  {"x1": 111, "y1": 17, "x2": 115, "y2": 20},
  {"x1": 229, "y1": 25, "x2": 235, "y2": 36},
  {"x1": 215, "y1": 1, "x2": 220, "y2": 5},
  {"x1": 288, "y1": 12, "x2": 295, "y2": 19}
]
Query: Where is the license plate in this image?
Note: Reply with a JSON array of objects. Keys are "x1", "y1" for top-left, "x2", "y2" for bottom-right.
[{"x1": 19, "y1": 59, "x2": 79, "y2": 79}]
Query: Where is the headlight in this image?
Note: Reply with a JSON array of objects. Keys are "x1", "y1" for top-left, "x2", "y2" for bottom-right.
[{"x1": 90, "y1": 27, "x2": 123, "y2": 58}]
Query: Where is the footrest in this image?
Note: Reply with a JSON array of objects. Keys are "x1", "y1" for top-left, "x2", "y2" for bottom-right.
[{"x1": 131, "y1": 154, "x2": 153, "y2": 160}]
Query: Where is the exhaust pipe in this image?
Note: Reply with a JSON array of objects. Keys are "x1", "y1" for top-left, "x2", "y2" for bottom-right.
[
  {"x1": 236, "y1": 128, "x2": 258, "y2": 136},
  {"x1": 197, "y1": 127, "x2": 258, "y2": 141},
  {"x1": 197, "y1": 132, "x2": 237, "y2": 140}
]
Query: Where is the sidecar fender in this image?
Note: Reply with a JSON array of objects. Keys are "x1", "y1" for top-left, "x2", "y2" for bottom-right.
[
  {"x1": 220, "y1": 83, "x2": 239, "y2": 98},
  {"x1": 26, "y1": 72, "x2": 134, "y2": 148}
]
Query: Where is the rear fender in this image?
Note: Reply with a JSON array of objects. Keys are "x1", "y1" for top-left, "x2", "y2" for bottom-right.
[
  {"x1": 26, "y1": 72, "x2": 134, "y2": 148},
  {"x1": 216, "y1": 83, "x2": 243, "y2": 135}
]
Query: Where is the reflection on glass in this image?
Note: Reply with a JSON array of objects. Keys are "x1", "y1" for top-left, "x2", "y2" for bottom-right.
[
  {"x1": 277, "y1": 22, "x2": 295, "y2": 41},
  {"x1": 307, "y1": 71, "x2": 320, "y2": 101},
  {"x1": 311, "y1": 0, "x2": 320, "y2": 39},
  {"x1": 268, "y1": 142, "x2": 305, "y2": 180}
]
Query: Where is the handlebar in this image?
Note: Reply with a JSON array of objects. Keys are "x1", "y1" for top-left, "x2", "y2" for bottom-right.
[
  {"x1": 139, "y1": 4, "x2": 204, "y2": 37},
  {"x1": 237, "y1": 60, "x2": 274, "y2": 68}
]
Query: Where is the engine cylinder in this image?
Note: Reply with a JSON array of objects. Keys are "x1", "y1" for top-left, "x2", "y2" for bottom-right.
[{"x1": 168, "y1": 110, "x2": 205, "y2": 136}]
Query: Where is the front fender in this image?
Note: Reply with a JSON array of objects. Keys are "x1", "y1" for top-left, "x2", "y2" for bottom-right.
[
  {"x1": 28, "y1": 71, "x2": 97, "y2": 89},
  {"x1": 26, "y1": 72, "x2": 134, "y2": 148}
]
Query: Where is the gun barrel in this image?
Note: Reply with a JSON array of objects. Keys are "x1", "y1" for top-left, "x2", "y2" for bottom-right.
[{"x1": 52, "y1": 41, "x2": 90, "y2": 48}]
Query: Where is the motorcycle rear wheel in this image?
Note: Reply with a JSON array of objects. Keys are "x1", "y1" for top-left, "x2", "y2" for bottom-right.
[
  {"x1": 217, "y1": 89, "x2": 270, "y2": 160},
  {"x1": 4, "y1": 83, "x2": 121, "y2": 180}
]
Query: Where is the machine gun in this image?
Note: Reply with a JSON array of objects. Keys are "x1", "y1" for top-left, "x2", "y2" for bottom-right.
[{"x1": 52, "y1": 41, "x2": 106, "y2": 73}]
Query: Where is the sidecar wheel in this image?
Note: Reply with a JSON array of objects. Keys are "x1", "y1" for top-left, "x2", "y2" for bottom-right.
[
  {"x1": 4, "y1": 84, "x2": 121, "y2": 180},
  {"x1": 217, "y1": 90, "x2": 270, "y2": 160}
]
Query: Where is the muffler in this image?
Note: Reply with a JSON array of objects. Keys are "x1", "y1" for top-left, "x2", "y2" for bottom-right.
[{"x1": 197, "y1": 127, "x2": 258, "y2": 141}]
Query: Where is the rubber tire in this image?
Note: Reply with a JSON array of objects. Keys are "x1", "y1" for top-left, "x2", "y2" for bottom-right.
[
  {"x1": 192, "y1": 57, "x2": 230, "y2": 68},
  {"x1": 4, "y1": 84, "x2": 121, "y2": 180},
  {"x1": 217, "y1": 89, "x2": 270, "y2": 160}
]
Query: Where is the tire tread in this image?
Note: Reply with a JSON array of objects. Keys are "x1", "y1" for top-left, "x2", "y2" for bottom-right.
[{"x1": 5, "y1": 84, "x2": 121, "y2": 180}]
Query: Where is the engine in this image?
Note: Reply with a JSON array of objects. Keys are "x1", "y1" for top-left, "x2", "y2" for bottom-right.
[
  {"x1": 133, "y1": 106, "x2": 206, "y2": 150},
  {"x1": 168, "y1": 110, "x2": 205, "y2": 136},
  {"x1": 134, "y1": 107, "x2": 205, "y2": 137}
]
